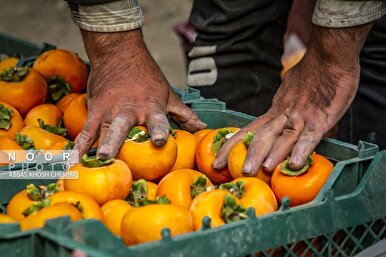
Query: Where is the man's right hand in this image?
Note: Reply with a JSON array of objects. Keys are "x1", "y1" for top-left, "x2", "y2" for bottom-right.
[
  {"x1": 212, "y1": 23, "x2": 374, "y2": 176},
  {"x1": 75, "y1": 29, "x2": 206, "y2": 160}
]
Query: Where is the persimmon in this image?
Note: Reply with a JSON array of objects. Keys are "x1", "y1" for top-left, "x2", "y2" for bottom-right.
[
  {"x1": 0, "y1": 67, "x2": 47, "y2": 115},
  {"x1": 33, "y1": 49, "x2": 88, "y2": 101},
  {"x1": 47, "y1": 140, "x2": 74, "y2": 150},
  {"x1": 117, "y1": 126, "x2": 177, "y2": 180},
  {"x1": 101, "y1": 199, "x2": 132, "y2": 236},
  {"x1": 271, "y1": 152, "x2": 334, "y2": 206},
  {"x1": 64, "y1": 156, "x2": 132, "y2": 205},
  {"x1": 0, "y1": 57, "x2": 19, "y2": 71},
  {"x1": 281, "y1": 49, "x2": 305, "y2": 78},
  {"x1": 0, "y1": 102, "x2": 24, "y2": 139},
  {"x1": 56, "y1": 93, "x2": 79, "y2": 112},
  {"x1": 121, "y1": 204, "x2": 193, "y2": 246},
  {"x1": 49, "y1": 191, "x2": 104, "y2": 221},
  {"x1": 24, "y1": 104, "x2": 63, "y2": 128},
  {"x1": 126, "y1": 179, "x2": 158, "y2": 207},
  {"x1": 189, "y1": 189, "x2": 246, "y2": 230},
  {"x1": 196, "y1": 127, "x2": 239, "y2": 184},
  {"x1": 6, "y1": 183, "x2": 59, "y2": 221},
  {"x1": 228, "y1": 132, "x2": 271, "y2": 184},
  {"x1": 16, "y1": 126, "x2": 67, "y2": 150},
  {"x1": 193, "y1": 128, "x2": 213, "y2": 143},
  {"x1": 156, "y1": 169, "x2": 213, "y2": 209},
  {"x1": 145, "y1": 181, "x2": 158, "y2": 201},
  {"x1": 63, "y1": 93, "x2": 87, "y2": 140},
  {"x1": 171, "y1": 129, "x2": 197, "y2": 171},
  {"x1": 220, "y1": 177, "x2": 278, "y2": 216},
  {"x1": 0, "y1": 135, "x2": 26, "y2": 166},
  {"x1": 0, "y1": 214, "x2": 16, "y2": 223},
  {"x1": 19, "y1": 201, "x2": 82, "y2": 231}
]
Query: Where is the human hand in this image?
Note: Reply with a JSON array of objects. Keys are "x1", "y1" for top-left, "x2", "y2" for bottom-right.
[
  {"x1": 212, "y1": 24, "x2": 373, "y2": 175},
  {"x1": 74, "y1": 29, "x2": 206, "y2": 160}
]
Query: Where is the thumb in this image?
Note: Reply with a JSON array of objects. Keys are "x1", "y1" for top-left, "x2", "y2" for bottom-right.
[{"x1": 167, "y1": 89, "x2": 206, "y2": 132}]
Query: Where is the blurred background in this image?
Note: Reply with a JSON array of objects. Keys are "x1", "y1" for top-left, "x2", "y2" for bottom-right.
[{"x1": 0, "y1": 0, "x2": 192, "y2": 88}]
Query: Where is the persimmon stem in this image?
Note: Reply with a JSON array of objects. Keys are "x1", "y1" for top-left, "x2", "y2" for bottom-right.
[
  {"x1": 212, "y1": 128, "x2": 238, "y2": 155},
  {"x1": 280, "y1": 154, "x2": 314, "y2": 176},
  {"x1": 26, "y1": 183, "x2": 60, "y2": 201},
  {"x1": 38, "y1": 119, "x2": 67, "y2": 136},
  {"x1": 0, "y1": 66, "x2": 28, "y2": 82},
  {"x1": 190, "y1": 176, "x2": 209, "y2": 199},
  {"x1": 0, "y1": 104, "x2": 13, "y2": 130},
  {"x1": 219, "y1": 181, "x2": 245, "y2": 199},
  {"x1": 15, "y1": 133, "x2": 35, "y2": 150},
  {"x1": 127, "y1": 179, "x2": 149, "y2": 207},
  {"x1": 221, "y1": 195, "x2": 247, "y2": 223},
  {"x1": 22, "y1": 199, "x2": 51, "y2": 217},
  {"x1": 80, "y1": 154, "x2": 114, "y2": 167},
  {"x1": 126, "y1": 127, "x2": 149, "y2": 143},
  {"x1": 47, "y1": 76, "x2": 72, "y2": 102},
  {"x1": 64, "y1": 140, "x2": 75, "y2": 150}
]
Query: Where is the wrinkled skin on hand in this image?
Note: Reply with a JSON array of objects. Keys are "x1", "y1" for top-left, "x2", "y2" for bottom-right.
[
  {"x1": 75, "y1": 29, "x2": 206, "y2": 160},
  {"x1": 212, "y1": 24, "x2": 373, "y2": 175}
]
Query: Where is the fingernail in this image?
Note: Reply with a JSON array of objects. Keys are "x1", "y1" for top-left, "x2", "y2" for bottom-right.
[
  {"x1": 289, "y1": 156, "x2": 298, "y2": 165},
  {"x1": 98, "y1": 146, "x2": 112, "y2": 160},
  {"x1": 262, "y1": 158, "x2": 273, "y2": 170},
  {"x1": 212, "y1": 159, "x2": 226, "y2": 169},
  {"x1": 198, "y1": 121, "x2": 207, "y2": 128},
  {"x1": 289, "y1": 156, "x2": 302, "y2": 170},
  {"x1": 242, "y1": 162, "x2": 252, "y2": 174},
  {"x1": 152, "y1": 132, "x2": 167, "y2": 146}
]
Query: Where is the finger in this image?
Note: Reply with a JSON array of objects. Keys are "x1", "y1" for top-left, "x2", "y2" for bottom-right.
[
  {"x1": 74, "y1": 112, "x2": 103, "y2": 159},
  {"x1": 242, "y1": 114, "x2": 288, "y2": 176},
  {"x1": 262, "y1": 114, "x2": 305, "y2": 173},
  {"x1": 96, "y1": 111, "x2": 113, "y2": 153},
  {"x1": 166, "y1": 90, "x2": 206, "y2": 132},
  {"x1": 146, "y1": 111, "x2": 170, "y2": 147},
  {"x1": 211, "y1": 115, "x2": 273, "y2": 170},
  {"x1": 288, "y1": 124, "x2": 324, "y2": 170},
  {"x1": 97, "y1": 113, "x2": 136, "y2": 160}
]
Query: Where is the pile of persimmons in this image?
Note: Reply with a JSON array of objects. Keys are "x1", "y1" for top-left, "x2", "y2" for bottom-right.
[{"x1": 0, "y1": 50, "x2": 334, "y2": 246}]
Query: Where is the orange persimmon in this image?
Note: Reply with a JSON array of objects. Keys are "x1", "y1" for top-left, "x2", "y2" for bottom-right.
[
  {"x1": 271, "y1": 152, "x2": 334, "y2": 206},
  {"x1": 195, "y1": 127, "x2": 239, "y2": 184}
]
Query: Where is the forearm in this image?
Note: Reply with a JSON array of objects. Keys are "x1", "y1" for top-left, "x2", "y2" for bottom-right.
[
  {"x1": 81, "y1": 29, "x2": 146, "y2": 68},
  {"x1": 306, "y1": 23, "x2": 374, "y2": 69}
]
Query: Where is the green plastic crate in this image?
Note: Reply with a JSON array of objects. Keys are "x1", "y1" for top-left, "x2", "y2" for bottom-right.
[
  {"x1": 23, "y1": 149, "x2": 384, "y2": 257},
  {"x1": 0, "y1": 32, "x2": 56, "y2": 59},
  {"x1": 0, "y1": 33, "x2": 384, "y2": 257},
  {"x1": 0, "y1": 105, "x2": 382, "y2": 257}
]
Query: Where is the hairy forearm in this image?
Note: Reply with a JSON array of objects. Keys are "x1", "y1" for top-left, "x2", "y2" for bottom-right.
[
  {"x1": 80, "y1": 29, "x2": 147, "y2": 68},
  {"x1": 306, "y1": 23, "x2": 373, "y2": 67},
  {"x1": 283, "y1": 23, "x2": 374, "y2": 110}
]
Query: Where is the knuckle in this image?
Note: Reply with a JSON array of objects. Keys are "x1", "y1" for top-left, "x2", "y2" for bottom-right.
[
  {"x1": 76, "y1": 130, "x2": 94, "y2": 145},
  {"x1": 100, "y1": 121, "x2": 112, "y2": 131},
  {"x1": 262, "y1": 125, "x2": 273, "y2": 134},
  {"x1": 285, "y1": 115, "x2": 302, "y2": 130}
]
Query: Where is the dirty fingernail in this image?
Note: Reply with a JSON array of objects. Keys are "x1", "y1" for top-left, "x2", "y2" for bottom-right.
[
  {"x1": 198, "y1": 120, "x2": 207, "y2": 128},
  {"x1": 152, "y1": 132, "x2": 167, "y2": 146},
  {"x1": 97, "y1": 145, "x2": 112, "y2": 160},
  {"x1": 262, "y1": 158, "x2": 273, "y2": 170},
  {"x1": 212, "y1": 159, "x2": 226, "y2": 170},
  {"x1": 242, "y1": 162, "x2": 252, "y2": 174}
]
